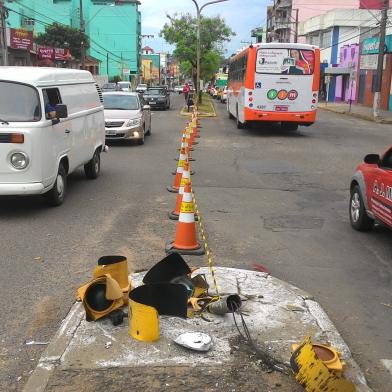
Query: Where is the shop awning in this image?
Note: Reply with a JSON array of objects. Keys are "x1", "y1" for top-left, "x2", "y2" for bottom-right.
[{"x1": 324, "y1": 67, "x2": 352, "y2": 75}]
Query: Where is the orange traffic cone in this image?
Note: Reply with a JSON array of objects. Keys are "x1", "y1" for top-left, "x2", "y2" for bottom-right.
[
  {"x1": 167, "y1": 148, "x2": 187, "y2": 193},
  {"x1": 166, "y1": 181, "x2": 205, "y2": 255},
  {"x1": 172, "y1": 145, "x2": 195, "y2": 175},
  {"x1": 176, "y1": 136, "x2": 195, "y2": 161},
  {"x1": 169, "y1": 162, "x2": 198, "y2": 221}
]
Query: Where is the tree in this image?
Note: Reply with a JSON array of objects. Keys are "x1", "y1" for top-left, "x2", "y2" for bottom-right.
[
  {"x1": 160, "y1": 13, "x2": 234, "y2": 85},
  {"x1": 35, "y1": 23, "x2": 89, "y2": 60}
]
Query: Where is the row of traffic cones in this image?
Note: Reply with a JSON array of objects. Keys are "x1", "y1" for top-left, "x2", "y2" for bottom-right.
[{"x1": 166, "y1": 110, "x2": 205, "y2": 256}]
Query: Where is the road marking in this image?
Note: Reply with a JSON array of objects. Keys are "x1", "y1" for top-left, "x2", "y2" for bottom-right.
[{"x1": 381, "y1": 359, "x2": 392, "y2": 376}]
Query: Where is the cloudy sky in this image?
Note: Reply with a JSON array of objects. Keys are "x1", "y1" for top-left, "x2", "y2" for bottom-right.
[{"x1": 139, "y1": 0, "x2": 270, "y2": 56}]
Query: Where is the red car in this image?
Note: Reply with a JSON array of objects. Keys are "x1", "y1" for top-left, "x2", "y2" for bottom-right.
[{"x1": 350, "y1": 146, "x2": 392, "y2": 231}]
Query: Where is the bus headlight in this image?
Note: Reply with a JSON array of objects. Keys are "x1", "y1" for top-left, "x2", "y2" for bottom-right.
[{"x1": 10, "y1": 152, "x2": 29, "y2": 169}]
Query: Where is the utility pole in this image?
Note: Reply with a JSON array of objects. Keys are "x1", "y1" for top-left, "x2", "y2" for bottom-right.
[
  {"x1": 373, "y1": 0, "x2": 388, "y2": 119},
  {"x1": 79, "y1": 0, "x2": 85, "y2": 70},
  {"x1": 294, "y1": 8, "x2": 299, "y2": 43},
  {"x1": 106, "y1": 52, "x2": 109, "y2": 77},
  {"x1": 0, "y1": 0, "x2": 8, "y2": 66}
]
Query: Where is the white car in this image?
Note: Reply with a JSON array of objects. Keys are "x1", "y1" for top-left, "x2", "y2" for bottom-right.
[
  {"x1": 117, "y1": 81, "x2": 131, "y2": 92},
  {"x1": 0, "y1": 67, "x2": 105, "y2": 206},
  {"x1": 221, "y1": 87, "x2": 228, "y2": 103},
  {"x1": 174, "y1": 85, "x2": 184, "y2": 94},
  {"x1": 136, "y1": 84, "x2": 148, "y2": 93},
  {"x1": 103, "y1": 92, "x2": 151, "y2": 145}
]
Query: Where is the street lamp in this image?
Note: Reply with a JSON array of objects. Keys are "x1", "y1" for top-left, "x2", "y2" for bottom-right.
[{"x1": 190, "y1": 0, "x2": 229, "y2": 103}]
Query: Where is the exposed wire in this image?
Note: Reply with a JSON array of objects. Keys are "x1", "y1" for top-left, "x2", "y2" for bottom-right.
[{"x1": 231, "y1": 307, "x2": 289, "y2": 374}]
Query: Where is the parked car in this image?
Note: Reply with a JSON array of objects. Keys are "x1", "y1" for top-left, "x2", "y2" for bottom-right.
[
  {"x1": 174, "y1": 85, "x2": 184, "y2": 94},
  {"x1": 103, "y1": 92, "x2": 151, "y2": 145},
  {"x1": 102, "y1": 83, "x2": 117, "y2": 92},
  {"x1": 350, "y1": 146, "x2": 392, "y2": 231},
  {"x1": 221, "y1": 86, "x2": 228, "y2": 103},
  {"x1": 136, "y1": 84, "x2": 148, "y2": 93},
  {"x1": 143, "y1": 87, "x2": 170, "y2": 110},
  {"x1": 0, "y1": 67, "x2": 105, "y2": 206},
  {"x1": 117, "y1": 81, "x2": 131, "y2": 92}
]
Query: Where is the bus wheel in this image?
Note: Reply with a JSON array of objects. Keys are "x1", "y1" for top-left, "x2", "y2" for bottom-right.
[{"x1": 236, "y1": 108, "x2": 245, "y2": 129}]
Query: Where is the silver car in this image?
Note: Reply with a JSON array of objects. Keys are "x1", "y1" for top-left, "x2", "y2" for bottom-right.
[{"x1": 103, "y1": 92, "x2": 151, "y2": 145}]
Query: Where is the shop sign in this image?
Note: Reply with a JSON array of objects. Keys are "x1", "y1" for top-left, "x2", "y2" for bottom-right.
[
  {"x1": 38, "y1": 47, "x2": 71, "y2": 61},
  {"x1": 362, "y1": 35, "x2": 392, "y2": 55},
  {"x1": 360, "y1": 54, "x2": 386, "y2": 70},
  {"x1": 10, "y1": 29, "x2": 33, "y2": 51}
]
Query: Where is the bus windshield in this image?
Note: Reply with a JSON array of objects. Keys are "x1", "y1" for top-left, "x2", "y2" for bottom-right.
[
  {"x1": 0, "y1": 82, "x2": 41, "y2": 122},
  {"x1": 256, "y1": 48, "x2": 314, "y2": 75}
]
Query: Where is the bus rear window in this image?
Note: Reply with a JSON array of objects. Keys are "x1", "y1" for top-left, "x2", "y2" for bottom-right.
[{"x1": 256, "y1": 48, "x2": 314, "y2": 75}]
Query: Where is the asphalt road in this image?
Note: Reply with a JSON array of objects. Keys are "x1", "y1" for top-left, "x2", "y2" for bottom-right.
[{"x1": 0, "y1": 93, "x2": 391, "y2": 391}]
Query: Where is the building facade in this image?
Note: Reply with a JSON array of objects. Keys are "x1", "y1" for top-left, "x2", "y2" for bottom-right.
[
  {"x1": 4, "y1": 0, "x2": 141, "y2": 79},
  {"x1": 266, "y1": 0, "x2": 360, "y2": 43}
]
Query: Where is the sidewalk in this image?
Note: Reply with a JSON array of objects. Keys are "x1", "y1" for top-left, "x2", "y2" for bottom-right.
[
  {"x1": 23, "y1": 267, "x2": 371, "y2": 392},
  {"x1": 319, "y1": 102, "x2": 392, "y2": 124}
]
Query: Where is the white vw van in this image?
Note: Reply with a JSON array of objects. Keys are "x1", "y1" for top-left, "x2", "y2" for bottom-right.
[{"x1": 0, "y1": 67, "x2": 106, "y2": 206}]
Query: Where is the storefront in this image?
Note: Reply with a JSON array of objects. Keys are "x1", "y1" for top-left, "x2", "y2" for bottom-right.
[
  {"x1": 324, "y1": 43, "x2": 359, "y2": 104},
  {"x1": 357, "y1": 35, "x2": 392, "y2": 111}
]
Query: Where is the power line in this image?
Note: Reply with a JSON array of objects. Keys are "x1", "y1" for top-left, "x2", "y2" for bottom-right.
[{"x1": 5, "y1": 3, "x2": 133, "y2": 62}]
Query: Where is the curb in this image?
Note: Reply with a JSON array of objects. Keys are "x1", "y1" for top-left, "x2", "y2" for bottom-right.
[
  {"x1": 22, "y1": 303, "x2": 85, "y2": 392},
  {"x1": 319, "y1": 106, "x2": 392, "y2": 124},
  {"x1": 274, "y1": 276, "x2": 372, "y2": 392},
  {"x1": 23, "y1": 270, "x2": 372, "y2": 392}
]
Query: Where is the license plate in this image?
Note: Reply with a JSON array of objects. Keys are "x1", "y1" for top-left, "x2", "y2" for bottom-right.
[
  {"x1": 274, "y1": 105, "x2": 288, "y2": 112},
  {"x1": 105, "y1": 130, "x2": 116, "y2": 136},
  {"x1": 149, "y1": 101, "x2": 156, "y2": 104}
]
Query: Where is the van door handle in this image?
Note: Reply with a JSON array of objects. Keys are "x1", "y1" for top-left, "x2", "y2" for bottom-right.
[{"x1": 65, "y1": 129, "x2": 71, "y2": 134}]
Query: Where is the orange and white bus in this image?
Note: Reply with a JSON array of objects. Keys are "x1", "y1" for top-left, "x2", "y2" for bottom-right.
[{"x1": 227, "y1": 43, "x2": 320, "y2": 130}]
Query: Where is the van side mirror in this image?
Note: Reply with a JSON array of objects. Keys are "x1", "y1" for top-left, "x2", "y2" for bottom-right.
[
  {"x1": 364, "y1": 154, "x2": 380, "y2": 165},
  {"x1": 55, "y1": 104, "x2": 68, "y2": 119}
]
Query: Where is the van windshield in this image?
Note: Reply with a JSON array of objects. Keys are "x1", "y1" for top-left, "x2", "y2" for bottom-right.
[
  {"x1": 0, "y1": 82, "x2": 41, "y2": 122},
  {"x1": 103, "y1": 94, "x2": 139, "y2": 110}
]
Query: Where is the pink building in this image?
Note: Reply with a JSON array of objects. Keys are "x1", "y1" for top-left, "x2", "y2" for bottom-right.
[{"x1": 267, "y1": 0, "x2": 360, "y2": 42}]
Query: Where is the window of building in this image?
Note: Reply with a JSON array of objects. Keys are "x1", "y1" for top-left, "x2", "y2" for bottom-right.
[
  {"x1": 308, "y1": 34, "x2": 320, "y2": 47},
  {"x1": 320, "y1": 30, "x2": 332, "y2": 49}
]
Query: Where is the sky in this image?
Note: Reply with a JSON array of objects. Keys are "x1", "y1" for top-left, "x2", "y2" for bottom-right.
[{"x1": 139, "y1": 0, "x2": 270, "y2": 57}]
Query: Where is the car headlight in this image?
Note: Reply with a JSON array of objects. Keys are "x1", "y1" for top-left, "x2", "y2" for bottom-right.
[
  {"x1": 158, "y1": 98, "x2": 166, "y2": 102},
  {"x1": 10, "y1": 152, "x2": 29, "y2": 169},
  {"x1": 126, "y1": 118, "x2": 142, "y2": 127}
]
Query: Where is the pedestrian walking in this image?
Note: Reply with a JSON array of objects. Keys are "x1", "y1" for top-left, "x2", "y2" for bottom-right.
[{"x1": 183, "y1": 83, "x2": 190, "y2": 103}]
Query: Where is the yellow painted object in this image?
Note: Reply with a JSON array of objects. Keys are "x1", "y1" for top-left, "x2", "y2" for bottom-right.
[
  {"x1": 93, "y1": 257, "x2": 131, "y2": 292},
  {"x1": 93, "y1": 256, "x2": 131, "y2": 305},
  {"x1": 81, "y1": 275, "x2": 124, "y2": 321},
  {"x1": 291, "y1": 342, "x2": 345, "y2": 374},
  {"x1": 128, "y1": 299, "x2": 159, "y2": 342},
  {"x1": 291, "y1": 337, "x2": 356, "y2": 392}
]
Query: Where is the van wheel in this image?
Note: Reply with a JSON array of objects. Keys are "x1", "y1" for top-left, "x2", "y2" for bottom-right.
[
  {"x1": 45, "y1": 163, "x2": 67, "y2": 206},
  {"x1": 84, "y1": 149, "x2": 101, "y2": 179}
]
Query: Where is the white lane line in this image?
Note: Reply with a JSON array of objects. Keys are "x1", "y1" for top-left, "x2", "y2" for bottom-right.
[{"x1": 381, "y1": 359, "x2": 392, "y2": 376}]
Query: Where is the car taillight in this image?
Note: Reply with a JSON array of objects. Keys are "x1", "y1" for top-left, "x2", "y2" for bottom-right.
[{"x1": 10, "y1": 133, "x2": 24, "y2": 143}]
